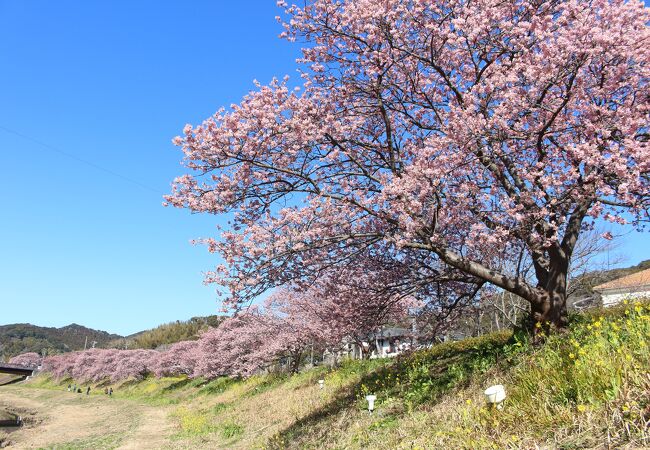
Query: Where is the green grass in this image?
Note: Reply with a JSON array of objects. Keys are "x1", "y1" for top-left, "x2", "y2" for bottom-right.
[
  {"x1": 369, "y1": 300, "x2": 650, "y2": 449},
  {"x1": 39, "y1": 432, "x2": 124, "y2": 450},
  {"x1": 172, "y1": 406, "x2": 217, "y2": 436},
  {"x1": 211, "y1": 401, "x2": 232, "y2": 414},
  {"x1": 355, "y1": 329, "x2": 522, "y2": 410},
  {"x1": 220, "y1": 420, "x2": 244, "y2": 439},
  {"x1": 26, "y1": 301, "x2": 650, "y2": 449},
  {"x1": 195, "y1": 376, "x2": 239, "y2": 397}
]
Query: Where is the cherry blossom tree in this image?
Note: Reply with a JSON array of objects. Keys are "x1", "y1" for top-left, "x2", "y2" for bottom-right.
[
  {"x1": 270, "y1": 257, "x2": 423, "y2": 354},
  {"x1": 42, "y1": 349, "x2": 161, "y2": 383},
  {"x1": 192, "y1": 262, "x2": 420, "y2": 378},
  {"x1": 153, "y1": 341, "x2": 200, "y2": 377},
  {"x1": 194, "y1": 308, "x2": 271, "y2": 378},
  {"x1": 43, "y1": 353, "x2": 77, "y2": 380},
  {"x1": 168, "y1": 0, "x2": 650, "y2": 332},
  {"x1": 111, "y1": 349, "x2": 159, "y2": 381},
  {"x1": 8, "y1": 352, "x2": 42, "y2": 368}
]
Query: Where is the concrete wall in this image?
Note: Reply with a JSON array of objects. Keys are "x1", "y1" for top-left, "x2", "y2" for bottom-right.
[{"x1": 601, "y1": 289, "x2": 650, "y2": 307}]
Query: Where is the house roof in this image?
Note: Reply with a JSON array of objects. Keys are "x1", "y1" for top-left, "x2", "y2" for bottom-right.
[
  {"x1": 372, "y1": 327, "x2": 411, "y2": 339},
  {"x1": 593, "y1": 268, "x2": 650, "y2": 292}
]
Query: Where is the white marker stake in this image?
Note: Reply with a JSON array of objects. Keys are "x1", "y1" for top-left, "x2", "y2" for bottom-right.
[
  {"x1": 365, "y1": 394, "x2": 377, "y2": 413},
  {"x1": 484, "y1": 385, "x2": 506, "y2": 410}
]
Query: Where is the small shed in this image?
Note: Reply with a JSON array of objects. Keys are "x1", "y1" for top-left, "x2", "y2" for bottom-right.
[{"x1": 594, "y1": 268, "x2": 650, "y2": 307}]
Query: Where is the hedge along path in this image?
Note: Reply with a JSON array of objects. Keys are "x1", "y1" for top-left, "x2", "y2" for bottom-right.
[{"x1": 0, "y1": 384, "x2": 175, "y2": 449}]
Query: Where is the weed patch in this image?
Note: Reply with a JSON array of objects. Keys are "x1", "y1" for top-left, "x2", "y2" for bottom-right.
[
  {"x1": 220, "y1": 420, "x2": 244, "y2": 439},
  {"x1": 172, "y1": 407, "x2": 216, "y2": 436}
]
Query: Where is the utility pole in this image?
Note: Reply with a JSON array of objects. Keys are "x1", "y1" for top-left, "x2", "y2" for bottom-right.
[{"x1": 84, "y1": 336, "x2": 88, "y2": 350}]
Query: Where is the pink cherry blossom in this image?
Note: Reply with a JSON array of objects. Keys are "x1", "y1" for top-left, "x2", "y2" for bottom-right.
[
  {"x1": 167, "y1": 0, "x2": 650, "y2": 331},
  {"x1": 8, "y1": 352, "x2": 42, "y2": 368}
]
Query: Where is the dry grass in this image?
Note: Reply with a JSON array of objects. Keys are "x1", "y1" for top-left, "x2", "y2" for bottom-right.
[{"x1": 18, "y1": 301, "x2": 650, "y2": 449}]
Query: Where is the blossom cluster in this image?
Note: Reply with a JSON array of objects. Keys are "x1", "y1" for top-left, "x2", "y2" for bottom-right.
[
  {"x1": 43, "y1": 348, "x2": 161, "y2": 382},
  {"x1": 8, "y1": 352, "x2": 43, "y2": 368}
]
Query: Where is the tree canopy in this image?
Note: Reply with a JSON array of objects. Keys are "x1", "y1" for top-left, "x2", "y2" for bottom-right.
[{"x1": 167, "y1": 0, "x2": 649, "y2": 330}]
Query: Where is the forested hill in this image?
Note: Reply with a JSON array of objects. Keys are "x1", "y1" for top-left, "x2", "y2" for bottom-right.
[
  {"x1": 0, "y1": 315, "x2": 228, "y2": 359},
  {"x1": 0, "y1": 323, "x2": 122, "y2": 360},
  {"x1": 569, "y1": 259, "x2": 650, "y2": 300},
  {"x1": 108, "y1": 315, "x2": 226, "y2": 350}
]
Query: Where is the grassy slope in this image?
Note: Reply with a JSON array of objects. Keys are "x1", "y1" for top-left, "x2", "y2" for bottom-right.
[{"x1": 27, "y1": 302, "x2": 650, "y2": 449}]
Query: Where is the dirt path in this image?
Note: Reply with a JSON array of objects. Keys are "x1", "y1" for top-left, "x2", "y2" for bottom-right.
[
  {"x1": 117, "y1": 406, "x2": 172, "y2": 450},
  {"x1": 0, "y1": 384, "x2": 176, "y2": 449}
]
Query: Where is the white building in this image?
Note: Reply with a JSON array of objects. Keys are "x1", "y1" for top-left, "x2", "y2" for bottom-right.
[
  {"x1": 594, "y1": 268, "x2": 650, "y2": 307},
  {"x1": 369, "y1": 327, "x2": 414, "y2": 359},
  {"x1": 324, "y1": 327, "x2": 416, "y2": 363}
]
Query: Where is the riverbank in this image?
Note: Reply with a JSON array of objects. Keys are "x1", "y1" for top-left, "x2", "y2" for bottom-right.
[
  {"x1": 0, "y1": 398, "x2": 38, "y2": 448},
  {"x1": 0, "y1": 384, "x2": 174, "y2": 449},
  {"x1": 5, "y1": 302, "x2": 649, "y2": 448}
]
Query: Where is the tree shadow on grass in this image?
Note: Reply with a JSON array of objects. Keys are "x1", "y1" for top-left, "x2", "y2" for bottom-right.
[
  {"x1": 266, "y1": 331, "x2": 522, "y2": 448},
  {"x1": 242, "y1": 374, "x2": 288, "y2": 398},
  {"x1": 0, "y1": 376, "x2": 26, "y2": 386},
  {"x1": 118, "y1": 378, "x2": 143, "y2": 389},
  {"x1": 161, "y1": 377, "x2": 195, "y2": 393},
  {"x1": 95, "y1": 379, "x2": 113, "y2": 388}
]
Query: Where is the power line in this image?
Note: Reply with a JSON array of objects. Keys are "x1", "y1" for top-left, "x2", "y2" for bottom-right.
[{"x1": 0, "y1": 124, "x2": 162, "y2": 194}]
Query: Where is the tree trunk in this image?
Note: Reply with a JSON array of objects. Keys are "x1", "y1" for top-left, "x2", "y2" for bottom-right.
[
  {"x1": 289, "y1": 352, "x2": 302, "y2": 374},
  {"x1": 530, "y1": 273, "x2": 570, "y2": 335}
]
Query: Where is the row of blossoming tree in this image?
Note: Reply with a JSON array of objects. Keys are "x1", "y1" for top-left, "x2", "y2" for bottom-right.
[
  {"x1": 27, "y1": 271, "x2": 416, "y2": 381},
  {"x1": 165, "y1": 0, "x2": 649, "y2": 336}
]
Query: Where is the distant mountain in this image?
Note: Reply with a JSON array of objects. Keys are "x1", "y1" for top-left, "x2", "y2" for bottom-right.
[
  {"x1": 0, "y1": 323, "x2": 123, "y2": 360},
  {"x1": 0, "y1": 314, "x2": 228, "y2": 360}
]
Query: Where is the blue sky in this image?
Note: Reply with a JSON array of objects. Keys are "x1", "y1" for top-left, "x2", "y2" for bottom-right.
[
  {"x1": 0, "y1": 1, "x2": 300, "y2": 335},
  {"x1": 0, "y1": 1, "x2": 648, "y2": 335}
]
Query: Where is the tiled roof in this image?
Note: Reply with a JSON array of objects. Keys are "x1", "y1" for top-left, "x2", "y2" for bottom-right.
[{"x1": 593, "y1": 268, "x2": 650, "y2": 291}]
